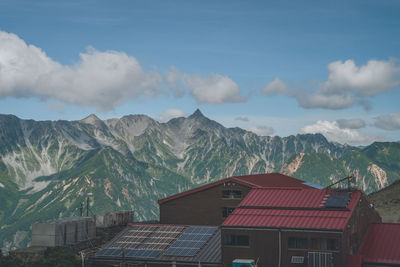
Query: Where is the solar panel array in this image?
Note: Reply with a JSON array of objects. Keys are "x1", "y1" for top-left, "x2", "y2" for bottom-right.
[
  {"x1": 325, "y1": 193, "x2": 351, "y2": 208},
  {"x1": 96, "y1": 225, "x2": 185, "y2": 259},
  {"x1": 95, "y1": 225, "x2": 217, "y2": 259},
  {"x1": 164, "y1": 226, "x2": 217, "y2": 257}
]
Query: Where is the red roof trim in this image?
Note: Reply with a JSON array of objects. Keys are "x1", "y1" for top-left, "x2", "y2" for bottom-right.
[
  {"x1": 157, "y1": 177, "x2": 253, "y2": 204},
  {"x1": 158, "y1": 173, "x2": 310, "y2": 204}
]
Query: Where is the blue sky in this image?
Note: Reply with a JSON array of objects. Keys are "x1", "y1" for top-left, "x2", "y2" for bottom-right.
[{"x1": 0, "y1": 0, "x2": 399, "y2": 144}]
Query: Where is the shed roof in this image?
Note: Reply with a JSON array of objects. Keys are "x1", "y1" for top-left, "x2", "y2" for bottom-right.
[
  {"x1": 222, "y1": 190, "x2": 361, "y2": 231},
  {"x1": 158, "y1": 173, "x2": 312, "y2": 204},
  {"x1": 358, "y1": 223, "x2": 400, "y2": 265}
]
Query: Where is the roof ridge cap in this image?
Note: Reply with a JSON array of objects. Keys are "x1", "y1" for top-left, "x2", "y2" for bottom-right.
[{"x1": 232, "y1": 177, "x2": 261, "y2": 188}]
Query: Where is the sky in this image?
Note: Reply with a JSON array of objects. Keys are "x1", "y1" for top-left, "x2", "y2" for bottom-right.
[{"x1": 0, "y1": 0, "x2": 399, "y2": 145}]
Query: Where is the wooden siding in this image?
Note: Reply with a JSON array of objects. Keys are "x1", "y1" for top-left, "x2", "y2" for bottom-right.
[
  {"x1": 221, "y1": 228, "x2": 279, "y2": 267},
  {"x1": 160, "y1": 183, "x2": 251, "y2": 226},
  {"x1": 342, "y1": 193, "x2": 381, "y2": 265},
  {"x1": 221, "y1": 227, "x2": 343, "y2": 267}
]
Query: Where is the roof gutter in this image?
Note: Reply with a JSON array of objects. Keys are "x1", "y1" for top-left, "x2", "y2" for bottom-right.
[{"x1": 221, "y1": 226, "x2": 343, "y2": 234}]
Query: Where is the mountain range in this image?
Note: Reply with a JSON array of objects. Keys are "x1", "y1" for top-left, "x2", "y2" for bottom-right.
[{"x1": 0, "y1": 109, "x2": 399, "y2": 251}]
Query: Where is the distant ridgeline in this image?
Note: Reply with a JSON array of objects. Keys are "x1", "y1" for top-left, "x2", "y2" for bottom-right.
[{"x1": 0, "y1": 111, "x2": 399, "y2": 251}]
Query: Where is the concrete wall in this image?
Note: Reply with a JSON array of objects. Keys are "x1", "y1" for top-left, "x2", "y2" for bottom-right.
[
  {"x1": 31, "y1": 217, "x2": 96, "y2": 247},
  {"x1": 95, "y1": 210, "x2": 134, "y2": 228}
]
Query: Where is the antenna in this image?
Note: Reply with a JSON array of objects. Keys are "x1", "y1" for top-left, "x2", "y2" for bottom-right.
[{"x1": 324, "y1": 175, "x2": 355, "y2": 191}]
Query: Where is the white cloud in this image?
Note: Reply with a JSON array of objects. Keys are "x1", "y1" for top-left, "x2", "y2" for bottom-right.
[
  {"x1": 295, "y1": 91, "x2": 355, "y2": 110},
  {"x1": 336, "y1": 118, "x2": 366, "y2": 129},
  {"x1": 0, "y1": 31, "x2": 164, "y2": 111},
  {"x1": 184, "y1": 73, "x2": 246, "y2": 105},
  {"x1": 166, "y1": 68, "x2": 246, "y2": 105},
  {"x1": 300, "y1": 120, "x2": 379, "y2": 145},
  {"x1": 159, "y1": 109, "x2": 186, "y2": 122},
  {"x1": 235, "y1": 116, "x2": 249, "y2": 122},
  {"x1": 165, "y1": 66, "x2": 185, "y2": 97},
  {"x1": 374, "y1": 113, "x2": 400, "y2": 130},
  {"x1": 262, "y1": 77, "x2": 288, "y2": 95},
  {"x1": 0, "y1": 31, "x2": 247, "y2": 110},
  {"x1": 249, "y1": 125, "x2": 275, "y2": 136},
  {"x1": 323, "y1": 59, "x2": 400, "y2": 96},
  {"x1": 263, "y1": 59, "x2": 400, "y2": 110}
]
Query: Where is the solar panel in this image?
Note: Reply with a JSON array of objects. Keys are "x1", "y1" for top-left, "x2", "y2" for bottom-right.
[
  {"x1": 95, "y1": 248, "x2": 122, "y2": 257},
  {"x1": 325, "y1": 193, "x2": 351, "y2": 208},
  {"x1": 125, "y1": 249, "x2": 160, "y2": 259},
  {"x1": 164, "y1": 226, "x2": 217, "y2": 257}
]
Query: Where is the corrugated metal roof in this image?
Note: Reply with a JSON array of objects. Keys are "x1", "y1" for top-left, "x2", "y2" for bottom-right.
[
  {"x1": 158, "y1": 173, "x2": 313, "y2": 204},
  {"x1": 239, "y1": 188, "x2": 328, "y2": 208},
  {"x1": 223, "y1": 190, "x2": 361, "y2": 230},
  {"x1": 222, "y1": 208, "x2": 351, "y2": 230},
  {"x1": 358, "y1": 223, "x2": 400, "y2": 264}
]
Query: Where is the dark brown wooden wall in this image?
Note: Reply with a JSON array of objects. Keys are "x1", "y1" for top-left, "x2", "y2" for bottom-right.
[
  {"x1": 342, "y1": 193, "x2": 381, "y2": 264},
  {"x1": 221, "y1": 228, "x2": 279, "y2": 267},
  {"x1": 221, "y1": 228, "x2": 344, "y2": 267},
  {"x1": 159, "y1": 183, "x2": 251, "y2": 226},
  {"x1": 280, "y1": 230, "x2": 342, "y2": 267}
]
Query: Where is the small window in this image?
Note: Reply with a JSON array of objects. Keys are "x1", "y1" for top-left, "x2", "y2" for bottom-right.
[
  {"x1": 222, "y1": 207, "x2": 235, "y2": 218},
  {"x1": 311, "y1": 238, "x2": 339, "y2": 251},
  {"x1": 288, "y1": 237, "x2": 308, "y2": 249},
  {"x1": 223, "y1": 234, "x2": 249, "y2": 246},
  {"x1": 222, "y1": 190, "x2": 242, "y2": 199}
]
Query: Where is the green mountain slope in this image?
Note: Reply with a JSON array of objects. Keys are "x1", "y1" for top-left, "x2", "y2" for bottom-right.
[
  {"x1": 0, "y1": 110, "x2": 398, "y2": 251},
  {"x1": 282, "y1": 142, "x2": 400, "y2": 192}
]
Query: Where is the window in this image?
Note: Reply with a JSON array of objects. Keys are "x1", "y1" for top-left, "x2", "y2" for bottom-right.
[
  {"x1": 222, "y1": 190, "x2": 242, "y2": 199},
  {"x1": 223, "y1": 234, "x2": 249, "y2": 246},
  {"x1": 308, "y1": 252, "x2": 333, "y2": 267},
  {"x1": 222, "y1": 207, "x2": 235, "y2": 218},
  {"x1": 288, "y1": 237, "x2": 308, "y2": 249},
  {"x1": 311, "y1": 238, "x2": 340, "y2": 251}
]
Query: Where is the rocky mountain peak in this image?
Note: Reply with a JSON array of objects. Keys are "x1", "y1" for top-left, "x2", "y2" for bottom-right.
[
  {"x1": 189, "y1": 109, "x2": 205, "y2": 119},
  {"x1": 80, "y1": 114, "x2": 101, "y2": 125}
]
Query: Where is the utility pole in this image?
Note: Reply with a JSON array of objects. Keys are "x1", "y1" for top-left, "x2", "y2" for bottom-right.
[
  {"x1": 86, "y1": 196, "x2": 90, "y2": 217},
  {"x1": 80, "y1": 251, "x2": 85, "y2": 267},
  {"x1": 80, "y1": 201, "x2": 84, "y2": 217}
]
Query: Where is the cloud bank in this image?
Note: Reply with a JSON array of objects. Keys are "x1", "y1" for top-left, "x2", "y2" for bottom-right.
[
  {"x1": 0, "y1": 31, "x2": 164, "y2": 111},
  {"x1": 336, "y1": 118, "x2": 366, "y2": 129},
  {"x1": 263, "y1": 59, "x2": 400, "y2": 110},
  {"x1": 300, "y1": 120, "x2": 380, "y2": 145},
  {"x1": 0, "y1": 31, "x2": 246, "y2": 110},
  {"x1": 166, "y1": 67, "x2": 246, "y2": 105}
]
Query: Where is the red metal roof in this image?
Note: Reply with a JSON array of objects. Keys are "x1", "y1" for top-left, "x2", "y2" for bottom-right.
[
  {"x1": 358, "y1": 223, "x2": 400, "y2": 265},
  {"x1": 158, "y1": 173, "x2": 311, "y2": 204},
  {"x1": 239, "y1": 188, "x2": 328, "y2": 208},
  {"x1": 223, "y1": 208, "x2": 351, "y2": 230},
  {"x1": 223, "y1": 191, "x2": 361, "y2": 231}
]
